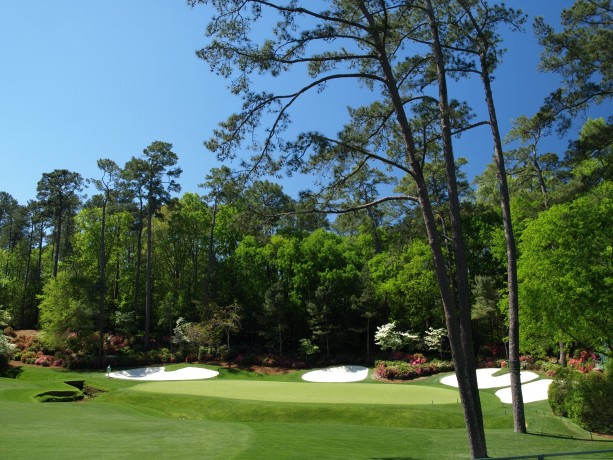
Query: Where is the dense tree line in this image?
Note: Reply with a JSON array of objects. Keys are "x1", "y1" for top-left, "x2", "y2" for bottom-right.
[{"x1": 0, "y1": 119, "x2": 609, "y2": 365}]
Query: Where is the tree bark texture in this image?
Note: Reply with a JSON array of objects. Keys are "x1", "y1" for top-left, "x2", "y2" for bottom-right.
[{"x1": 480, "y1": 53, "x2": 526, "y2": 433}]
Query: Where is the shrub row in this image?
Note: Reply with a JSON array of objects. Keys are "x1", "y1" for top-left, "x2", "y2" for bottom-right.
[
  {"x1": 548, "y1": 367, "x2": 613, "y2": 434},
  {"x1": 375, "y1": 359, "x2": 454, "y2": 380}
]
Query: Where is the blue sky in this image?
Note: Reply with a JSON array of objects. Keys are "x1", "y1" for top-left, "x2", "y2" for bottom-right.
[{"x1": 0, "y1": 0, "x2": 602, "y2": 205}]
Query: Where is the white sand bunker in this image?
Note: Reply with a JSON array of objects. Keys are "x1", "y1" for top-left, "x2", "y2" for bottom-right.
[
  {"x1": 496, "y1": 379, "x2": 553, "y2": 404},
  {"x1": 441, "y1": 368, "x2": 551, "y2": 403},
  {"x1": 440, "y1": 368, "x2": 539, "y2": 389},
  {"x1": 302, "y1": 365, "x2": 369, "y2": 383},
  {"x1": 109, "y1": 366, "x2": 219, "y2": 381}
]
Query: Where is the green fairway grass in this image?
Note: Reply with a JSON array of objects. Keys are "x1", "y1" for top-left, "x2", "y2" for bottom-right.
[
  {"x1": 0, "y1": 399, "x2": 251, "y2": 460},
  {"x1": 2, "y1": 365, "x2": 612, "y2": 459}
]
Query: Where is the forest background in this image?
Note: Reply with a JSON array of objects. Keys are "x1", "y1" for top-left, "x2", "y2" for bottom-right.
[{"x1": 0, "y1": 1, "x2": 611, "y2": 372}]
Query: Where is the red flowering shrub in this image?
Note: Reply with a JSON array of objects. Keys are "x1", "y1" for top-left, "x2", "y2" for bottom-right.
[{"x1": 568, "y1": 350, "x2": 597, "y2": 373}]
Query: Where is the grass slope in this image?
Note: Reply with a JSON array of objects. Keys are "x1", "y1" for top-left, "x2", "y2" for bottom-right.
[
  {"x1": 1, "y1": 364, "x2": 612, "y2": 459},
  {"x1": 0, "y1": 399, "x2": 251, "y2": 460}
]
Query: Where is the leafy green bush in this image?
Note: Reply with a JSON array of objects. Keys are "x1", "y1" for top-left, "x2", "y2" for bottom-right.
[
  {"x1": 20, "y1": 350, "x2": 37, "y2": 364},
  {"x1": 566, "y1": 371, "x2": 613, "y2": 434},
  {"x1": 543, "y1": 361, "x2": 563, "y2": 377},
  {"x1": 548, "y1": 367, "x2": 613, "y2": 434},
  {"x1": 548, "y1": 370, "x2": 576, "y2": 417}
]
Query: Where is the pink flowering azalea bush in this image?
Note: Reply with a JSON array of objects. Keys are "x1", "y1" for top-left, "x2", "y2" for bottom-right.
[
  {"x1": 34, "y1": 353, "x2": 55, "y2": 367},
  {"x1": 390, "y1": 352, "x2": 427, "y2": 365},
  {"x1": 375, "y1": 359, "x2": 453, "y2": 380}
]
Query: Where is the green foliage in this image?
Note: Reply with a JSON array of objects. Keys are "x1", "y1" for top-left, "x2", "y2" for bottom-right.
[
  {"x1": 38, "y1": 271, "x2": 97, "y2": 350},
  {"x1": 549, "y1": 368, "x2": 613, "y2": 434},
  {"x1": 369, "y1": 239, "x2": 441, "y2": 332},
  {"x1": 0, "y1": 306, "x2": 11, "y2": 329},
  {"x1": 209, "y1": 300, "x2": 242, "y2": 351},
  {"x1": 567, "y1": 371, "x2": 613, "y2": 434},
  {"x1": 173, "y1": 318, "x2": 217, "y2": 357},
  {"x1": 563, "y1": 118, "x2": 613, "y2": 196},
  {"x1": 548, "y1": 368, "x2": 577, "y2": 417},
  {"x1": 535, "y1": 0, "x2": 612, "y2": 131},
  {"x1": 518, "y1": 180, "x2": 613, "y2": 353},
  {"x1": 298, "y1": 338, "x2": 319, "y2": 363},
  {"x1": 471, "y1": 275, "x2": 498, "y2": 321},
  {"x1": 36, "y1": 169, "x2": 84, "y2": 277}
]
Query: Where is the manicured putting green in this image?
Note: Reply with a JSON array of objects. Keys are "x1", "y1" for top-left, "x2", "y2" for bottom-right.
[{"x1": 131, "y1": 380, "x2": 460, "y2": 405}]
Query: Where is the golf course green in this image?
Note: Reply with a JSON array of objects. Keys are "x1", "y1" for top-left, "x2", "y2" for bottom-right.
[
  {"x1": 132, "y1": 379, "x2": 461, "y2": 404},
  {"x1": 1, "y1": 364, "x2": 612, "y2": 459}
]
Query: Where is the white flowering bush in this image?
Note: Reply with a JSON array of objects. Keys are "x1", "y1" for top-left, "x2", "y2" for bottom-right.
[
  {"x1": 374, "y1": 322, "x2": 419, "y2": 351},
  {"x1": 172, "y1": 317, "x2": 191, "y2": 346},
  {"x1": 0, "y1": 333, "x2": 16, "y2": 367},
  {"x1": 423, "y1": 327, "x2": 447, "y2": 354}
]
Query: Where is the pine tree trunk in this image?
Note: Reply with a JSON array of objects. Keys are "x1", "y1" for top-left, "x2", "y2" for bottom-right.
[
  {"x1": 145, "y1": 208, "x2": 153, "y2": 347},
  {"x1": 20, "y1": 220, "x2": 34, "y2": 328},
  {"x1": 134, "y1": 201, "x2": 144, "y2": 320},
  {"x1": 206, "y1": 196, "x2": 218, "y2": 303},
  {"x1": 372, "y1": 34, "x2": 488, "y2": 460},
  {"x1": 98, "y1": 199, "x2": 107, "y2": 357},
  {"x1": 53, "y1": 211, "x2": 62, "y2": 278},
  {"x1": 480, "y1": 53, "x2": 526, "y2": 433},
  {"x1": 424, "y1": 2, "x2": 488, "y2": 455}
]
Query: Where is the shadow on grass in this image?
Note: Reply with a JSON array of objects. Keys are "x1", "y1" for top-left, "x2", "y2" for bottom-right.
[
  {"x1": 371, "y1": 457, "x2": 420, "y2": 459},
  {"x1": 527, "y1": 430, "x2": 613, "y2": 442},
  {"x1": 224, "y1": 367, "x2": 242, "y2": 374},
  {"x1": 0, "y1": 365, "x2": 23, "y2": 379}
]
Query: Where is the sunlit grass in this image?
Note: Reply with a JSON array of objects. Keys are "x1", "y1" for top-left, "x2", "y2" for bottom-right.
[
  {"x1": 131, "y1": 379, "x2": 461, "y2": 405},
  {"x1": 1, "y1": 365, "x2": 611, "y2": 459}
]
